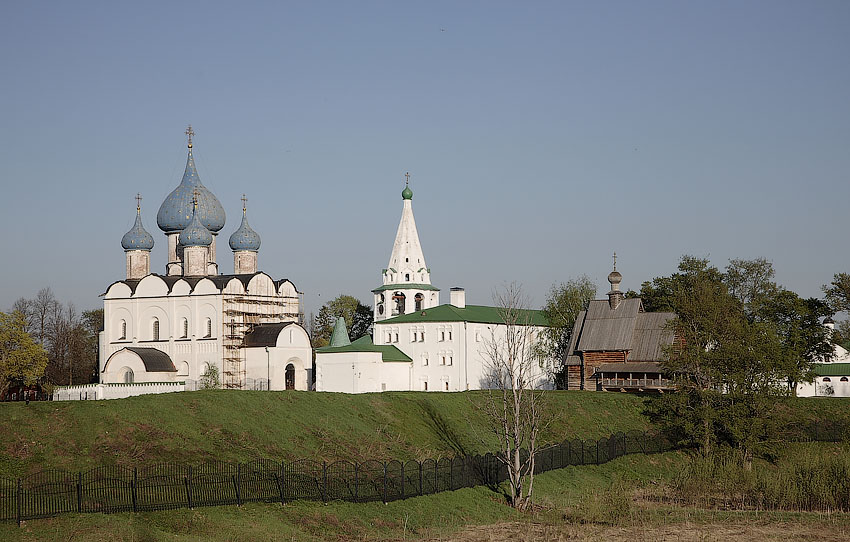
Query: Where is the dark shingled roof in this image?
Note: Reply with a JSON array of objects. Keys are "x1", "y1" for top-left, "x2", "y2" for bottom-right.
[
  {"x1": 243, "y1": 323, "x2": 295, "y2": 347},
  {"x1": 316, "y1": 335, "x2": 412, "y2": 362},
  {"x1": 125, "y1": 347, "x2": 176, "y2": 372}
]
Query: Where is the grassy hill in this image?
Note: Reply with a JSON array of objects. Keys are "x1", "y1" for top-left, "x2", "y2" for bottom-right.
[
  {"x1": 0, "y1": 390, "x2": 653, "y2": 477},
  {"x1": 3, "y1": 390, "x2": 849, "y2": 478}
]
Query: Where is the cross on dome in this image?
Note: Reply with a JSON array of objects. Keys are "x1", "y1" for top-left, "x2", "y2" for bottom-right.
[
  {"x1": 241, "y1": 194, "x2": 248, "y2": 214},
  {"x1": 185, "y1": 125, "x2": 194, "y2": 148},
  {"x1": 135, "y1": 193, "x2": 142, "y2": 212},
  {"x1": 613, "y1": 251, "x2": 617, "y2": 271}
]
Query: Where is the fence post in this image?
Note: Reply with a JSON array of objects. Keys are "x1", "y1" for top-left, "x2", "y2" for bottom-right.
[
  {"x1": 132, "y1": 467, "x2": 138, "y2": 513},
  {"x1": 185, "y1": 466, "x2": 193, "y2": 509},
  {"x1": 321, "y1": 462, "x2": 327, "y2": 503},
  {"x1": 418, "y1": 462, "x2": 423, "y2": 496},
  {"x1": 400, "y1": 462, "x2": 405, "y2": 500},
  {"x1": 382, "y1": 463, "x2": 388, "y2": 503},
  {"x1": 16, "y1": 478, "x2": 21, "y2": 527},
  {"x1": 76, "y1": 472, "x2": 82, "y2": 513},
  {"x1": 233, "y1": 465, "x2": 242, "y2": 506},
  {"x1": 277, "y1": 461, "x2": 286, "y2": 505},
  {"x1": 354, "y1": 462, "x2": 359, "y2": 502}
]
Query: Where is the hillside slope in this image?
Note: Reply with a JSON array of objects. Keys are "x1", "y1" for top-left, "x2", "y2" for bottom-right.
[{"x1": 0, "y1": 390, "x2": 651, "y2": 476}]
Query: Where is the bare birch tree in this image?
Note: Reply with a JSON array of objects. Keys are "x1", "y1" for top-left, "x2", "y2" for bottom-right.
[{"x1": 479, "y1": 283, "x2": 551, "y2": 511}]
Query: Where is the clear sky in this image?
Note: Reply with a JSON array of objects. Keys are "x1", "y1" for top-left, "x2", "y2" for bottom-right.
[{"x1": 1, "y1": 1, "x2": 848, "y2": 316}]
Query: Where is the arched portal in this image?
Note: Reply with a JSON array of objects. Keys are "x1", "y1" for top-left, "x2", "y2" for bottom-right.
[
  {"x1": 414, "y1": 293, "x2": 424, "y2": 312},
  {"x1": 285, "y1": 364, "x2": 295, "y2": 390}
]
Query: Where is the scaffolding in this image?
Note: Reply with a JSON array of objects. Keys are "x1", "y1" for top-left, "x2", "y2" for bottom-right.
[{"x1": 221, "y1": 293, "x2": 301, "y2": 389}]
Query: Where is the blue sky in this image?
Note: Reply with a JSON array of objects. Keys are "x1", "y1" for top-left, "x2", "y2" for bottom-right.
[{"x1": 1, "y1": 1, "x2": 848, "y2": 316}]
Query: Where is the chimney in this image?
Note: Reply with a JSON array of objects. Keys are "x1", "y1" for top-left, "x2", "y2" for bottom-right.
[
  {"x1": 450, "y1": 287, "x2": 466, "y2": 309},
  {"x1": 607, "y1": 252, "x2": 624, "y2": 310}
]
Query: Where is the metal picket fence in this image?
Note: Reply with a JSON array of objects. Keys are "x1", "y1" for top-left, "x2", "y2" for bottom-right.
[{"x1": 0, "y1": 429, "x2": 673, "y2": 524}]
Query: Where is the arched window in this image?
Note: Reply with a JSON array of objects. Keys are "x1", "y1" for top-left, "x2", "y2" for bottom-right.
[
  {"x1": 415, "y1": 293, "x2": 424, "y2": 312},
  {"x1": 285, "y1": 363, "x2": 295, "y2": 390},
  {"x1": 205, "y1": 318, "x2": 212, "y2": 338},
  {"x1": 122, "y1": 368, "x2": 134, "y2": 384},
  {"x1": 405, "y1": 273, "x2": 410, "y2": 282},
  {"x1": 152, "y1": 318, "x2": 160, "y2": 341},
  {"x1": 181, "y1": 318, "x2": 189, "y2": 338},
  {"x1": 119, "y1": 320, "x2": 127, "y2": 340},
  {"x1": 823, "y1": 377, "x2": 832, "y2": 382},
  {"x1": 841, "y1": 377, "x2": 848, "y2": 382}
]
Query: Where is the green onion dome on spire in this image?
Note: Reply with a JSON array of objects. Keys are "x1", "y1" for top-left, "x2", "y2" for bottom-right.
[
  {"x1": 228, "y1": 202, "x2": 261, "y2": 252},
  {"x1": 121, "y1": 200, "x2": 155, "y2": 251},
  {"x1": 402, "y1": 172, "x2": 413, "y2": 200},
  {"x1": 179, "y1": 199, "x2": 213, "y2": 247},
  {"x1": 157, "y1": 127, "x2": 226, "y2": 233}
]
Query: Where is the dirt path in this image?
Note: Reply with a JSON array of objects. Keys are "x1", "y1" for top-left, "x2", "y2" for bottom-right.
[{"x1": 435, "y1": 520, "x2": 850, "y2": 541}]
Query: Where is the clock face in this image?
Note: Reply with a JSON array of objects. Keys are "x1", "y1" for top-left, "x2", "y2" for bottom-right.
[{"x1": 378, "y1": 303, "x2": 384, "y2": 315}]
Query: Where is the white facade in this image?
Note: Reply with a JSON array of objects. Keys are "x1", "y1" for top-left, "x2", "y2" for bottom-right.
[
  {"x1": 317, "y1": 291, "x2": 551, "y2": 393},
  {"x1": 100, "y1": 273, "x2": 311, "y2": 393},
  {"x1": 795, "y1": 321, "x2": 850, "y2": 398}
]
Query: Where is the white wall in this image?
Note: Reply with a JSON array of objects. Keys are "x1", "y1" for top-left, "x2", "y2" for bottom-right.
[
  {"x1": 52, "y1": 382, "x2": 186, "y2": 401},
  {"x1": 797, "y1": 377, "x2": 850, "y2": 398}
]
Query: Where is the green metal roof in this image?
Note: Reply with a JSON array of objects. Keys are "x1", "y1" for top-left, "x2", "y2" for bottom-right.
[
  {"x1": 316, "y1": 335, "x2": 412, "y2": 362},
  {"x1": 371, "y1": 283, "x2": 441, "y2": 292},
  {"x1": 377, "y1": 303, "x2": 549, "y2": 326},
  {"x1": 328, "y1": 316, "x2": 351, "y2": 347},
  {"x1": 811, "y1": 363, "x2": 850, "y2": 377}
]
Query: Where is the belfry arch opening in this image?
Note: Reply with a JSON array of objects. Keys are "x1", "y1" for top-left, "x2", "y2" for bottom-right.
[{"x1": 392, "y1": 292, "x2": 406, "y2": 315}]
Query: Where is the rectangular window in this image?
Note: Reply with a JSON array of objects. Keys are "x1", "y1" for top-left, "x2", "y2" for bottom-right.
[
  {"x1": 423, "y1": 381, "x2": 428, "y2": 391},
  {"x1": 440, "y1": 331, "x2": 445, "y2": 341},
  {"x1": 448, "y1": 356, "x2": 453, "y2": 366},
  {"x1": 394, "y1": 332, "x2": 399, "y2": 343},
  {"x1": 445, "y1": 381, "x2": 449, "y2": 391},
  {"x1": 411, "y1": 330, "x2": 417, "y2": 343},
  {"x1": 448, "y1": 330, "x2": 452, "y2": 341},
  {"x1": 386, "y1": 332, "x2": 392, "y2": 343},
  {"x1": 420, "y1": 331, "x2": 425, "y2": 342},
  {"x1": 382, "y1": 383, "x2": 387, "y2": 391},
  {"x1": 441, "y1": 356, "x2": 446, "y2": 366},
  {"x1": 475, "y1": 331, "x2": 481, "y2": 342},
  {"x1": 422, "y1": 355, "x2": 429, "y2": 366}
]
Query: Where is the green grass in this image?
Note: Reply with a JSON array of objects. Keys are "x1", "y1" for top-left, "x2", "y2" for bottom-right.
[
  {"x1": 0, "y1": 390, "x2": 654, "y2": 477},
  {"x1": 4, "y1": 447, "x2": 850, "y2": 542}
]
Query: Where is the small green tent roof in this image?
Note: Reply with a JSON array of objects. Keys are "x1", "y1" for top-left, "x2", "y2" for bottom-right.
[
  {"x1": 812, "y1": 363, "x2": 850, "y2": 377},
  {"x1": 328, "y1": 316, "x2": 351, "y2": 347},
  {"x1": 377, "y1": 303, "x2": 549, "y2": 326},
  {"x1": 316, "y1": 335, "x2": 412, "y2": 362}
]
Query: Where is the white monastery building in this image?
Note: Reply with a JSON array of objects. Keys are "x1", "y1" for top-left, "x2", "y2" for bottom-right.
[
  {"x1": 54, "y1": 128, "x2": 311, "y2": 400},
  {"x1": 795, "y1": 318, "x2": 850, "y2": 398},
  {"x1": 315, "y1": 180, "x2": 550, "y2": 393}
]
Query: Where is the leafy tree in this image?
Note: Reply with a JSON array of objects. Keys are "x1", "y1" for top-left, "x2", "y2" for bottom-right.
[
  {"x1": 536, "y1": 276, "x2": 596, "y2": 388},
  {"x1": 725, "y1": 257, "x2": 777, "y2": 310},
  {"x1": 0, "y1": 311, "x2": 48, "y2": 396},
  {"x1": 647, "y1": 257, "x2": 795, "y2": 463},
  {"x1": 312, "y1": 295, "x2": 372, "y2": 347},
  {"x1": 824, "y1": 273, "x2": 850, "y2": 313},
  {"x1": 199, "y1": 364, "x2": 220, "y2": 389}
]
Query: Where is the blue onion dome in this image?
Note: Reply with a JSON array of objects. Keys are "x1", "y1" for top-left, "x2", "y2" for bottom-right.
[
  {"x1": 179, "y1": 201, "x2": 213, "y2": 247},
  {"x1": 121, "y1": 204, "x2": 155, "y2": 251},
  {"x1": 157, "y1": 144, "x2": 226, "y2": 233},
  {"x1": 229, "y1": 206, "x2": 261, "y2": 251}
]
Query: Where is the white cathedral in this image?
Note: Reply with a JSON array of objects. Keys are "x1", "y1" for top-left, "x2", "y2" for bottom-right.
[{"x1": 56, "y1": 129, "x2": 311, "y2": 400}]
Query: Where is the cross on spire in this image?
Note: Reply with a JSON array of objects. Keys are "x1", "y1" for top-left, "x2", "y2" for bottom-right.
[
  {"x1": 405, "y1": 172, "x2": 410, "y2": 186},
  {"x1": 241, "y1": 194, "x2": 247, "y2": 213},
  {"x1": 185, "y1": 125, "x2": 195, "y2": 148},
  {"x1": 135, "y1": 193, "x2": 142, "y2": 212},
  {"x1": 613, "y1": 251, "x2": 617, "y2": 271}
]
